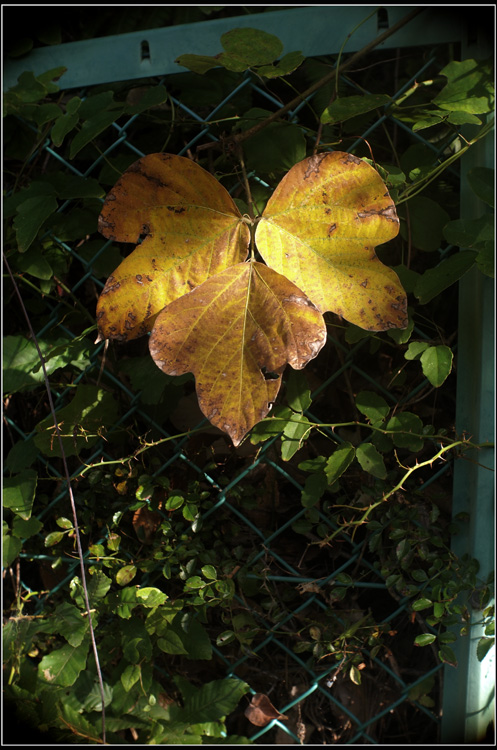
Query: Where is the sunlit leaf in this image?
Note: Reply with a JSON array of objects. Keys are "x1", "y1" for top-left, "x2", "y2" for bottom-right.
[
  {"x1": 434, "y1": 59, "x2": 494, "y2": 114},
  {"x1": 3, "y1": 470, "x2": 37, "y2": 520},
  {"x1": 255, "y1": 152, "x2": 406, "y2": 331},
  {"x1": 149, "y1": 260, "x2": 326, "y2": 446},
  {"x1": 96, "y1": 153, "x2": 250, "y2": 341},
  {"x1": 321, "y1": 94, "x2": 391, "y2": 124},
  {"x1": 38, "y1": 641, "x2": 89, "y2": 687}
]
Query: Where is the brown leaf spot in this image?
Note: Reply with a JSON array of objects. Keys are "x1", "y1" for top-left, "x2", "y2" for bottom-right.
[
  {"x1": 101, "y1": 276, "x2": 121, "y2": 295},
  {"x1": 327, "y1": 223, "x2": 337, "y2": 236},
  {"x1": 342, "y1": 153, "x2": 362, "y2": 165},
  {"x1": 303, "y1": 153, "x2": 327, "y2": 180},
  {"x1": 357, "y1": 205, "x2": 398, "y2": 222}
]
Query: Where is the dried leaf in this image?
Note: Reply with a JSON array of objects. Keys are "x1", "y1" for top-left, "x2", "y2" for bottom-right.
[
  {"x1": 96, "y1": 153, "x2": 250, "y2": 340},
  {"x1": 132, "y1": 506, "x2": 162, "y2": 544},
  {"x1": 149, "y1": 260, "x2": 326, "y2": 446},
  {"x1": 244, "y1": 693, "x2": 288, "y2": 727},
  {"x1": 255, "y1": 151, "x2": 407, "y2": 331}
]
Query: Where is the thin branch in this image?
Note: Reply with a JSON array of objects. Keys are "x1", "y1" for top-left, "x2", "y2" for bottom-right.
[{"x1": 3, "y1": 252, "x2": 107, "y2": 744}]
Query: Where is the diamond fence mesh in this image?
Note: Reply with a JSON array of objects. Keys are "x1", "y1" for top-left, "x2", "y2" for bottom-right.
[{"x1": 3, "y1": 10, "x2": 493, "y2": 745}]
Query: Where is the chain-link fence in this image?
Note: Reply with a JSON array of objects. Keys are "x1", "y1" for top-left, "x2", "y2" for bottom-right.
[{"x1": 3, "y1": 7, "x2": 494, "y2": 745}]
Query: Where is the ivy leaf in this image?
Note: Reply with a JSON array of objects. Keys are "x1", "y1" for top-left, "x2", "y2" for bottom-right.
[
  {"x1": 149, "y1": 260, "x2": 326, "y2": 446},
  {"x1": 255, "y1": 152, "x2": 407, "y2": 331},
  {"x1": 414, "y1": 251, "x2": 477, "y2": 304},
  {"x1": 3, "y1": 470, "x2": 38, "y2": 520},
  {"x1": 321, "y1": 94, "x2": 391, "y2": 124},
  {"x1": 96, "y1": 153, "x2": 250, "y2": 341},
  {"x1": 433, "y1": 59, "x2": 494, "y2": 115},
  {"x1": 14, "y1": 194, "x2": 58, "y2": 253}
]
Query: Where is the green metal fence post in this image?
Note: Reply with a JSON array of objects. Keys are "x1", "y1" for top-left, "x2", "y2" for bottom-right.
[{"x1": 441, "y1": 21, "x2": 495, "y2": 743}]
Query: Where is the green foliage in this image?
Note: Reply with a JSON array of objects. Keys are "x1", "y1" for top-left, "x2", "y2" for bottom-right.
[{"x1": 3, "y1": 16, "x2": 494, "y2": 746}]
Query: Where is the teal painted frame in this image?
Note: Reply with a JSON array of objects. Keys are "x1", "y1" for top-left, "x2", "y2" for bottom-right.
[
  {"x1": 5, "y1": 6, "x2": 463, "y2": 91},
  {"x1": 441, "y1": 20, "x2": 495, "y2": 744},
  {"x1": 4, "y1": 5, "x2": 494, "y2": 742}
]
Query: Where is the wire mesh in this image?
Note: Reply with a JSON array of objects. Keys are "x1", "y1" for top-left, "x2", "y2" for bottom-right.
[{"x1": 3, "y1": 24, "x2": 484, "y2": 744}]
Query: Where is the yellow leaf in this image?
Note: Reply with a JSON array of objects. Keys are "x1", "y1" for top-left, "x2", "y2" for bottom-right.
[
  {"x1": 96, "y1": 154, "x2": 250, "y2": 340},
  {"x1": 149, "y1": 261, "x2": 326, "y2": 446},
  {"x1": 255, "y1": 151, "x2": 407, "y2": 331}
]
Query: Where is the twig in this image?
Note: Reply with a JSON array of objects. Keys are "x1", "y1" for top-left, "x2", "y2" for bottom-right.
[{"x1": 3, "y1": 251, "x2": 107, "y2": 744}]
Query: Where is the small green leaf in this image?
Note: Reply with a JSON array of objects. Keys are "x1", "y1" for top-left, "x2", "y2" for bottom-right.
[
  {"x1": 174, "y1": 54, "x2": 220, "y2": 74},
  {"x1": 386, "y1": 412, "x2": 424, "y2": 451},
  {"x1": 38, "y1": 641, "x2": 89, "y2": 686},
  {"x1": 400, "y1": 196, "x2": 449, "y2": 252},
  {"x1": 121, "y1": 663, "x2": 141, "y2": 691},
  {"x1": 165, "y1": 494, "x2": 184, "y2": 510},
  {"x1": 185, "y1": 576, "x2": 204, "y2": 589},
  {"x1": 420, "y1": 346, "x2": 453, "y2": 387},
  {"x1": 468, "y1": 167, "x2": 494, "y2": 207},
  {"x1": 201, "y1": 565, "x2": 217, "y2": 580},
  {"x1": 157, "y1": 630, "x2": 189, "y2": 655},
  {"x1": 438, "y1": 644, "x2": 458, "y2": 667},
  {"x1": 51, "y1": 111, "x2": 79, "y2": 146},
  {"x1": 405, "y1": 340, "x2": 430, "y2": 361},
  {"x1": 301, "y1": 471, "x2": 328, "y2": 508},
  {"x1": 355, "y1": 391, "x2": 390, "y2": 423},
  {"x1": 414, "y1": 251, "x2": 477, "y2": 304},
  {"x1": 116, "y1": 565, "x2": 137, "y2": 586},
  {"x1": 70, "y1": 108, "x2": 124, "y2": 159},
  {"x1": 14, "y1": 195, "x2": 58, "y2": 253},
  {"x1": 56, "y1": 516, "x2": 74, "y2": 529},
  {"x1": 220, "y1": 27, "x2": 283, "y2": 68},
  {"x1": 356, "y1": 443, "x2": 387, "y2": 479},
  {"x1": 286, "y1": 369, "x2": 311, "y2": 412},
  {"x1": 216, "y1": 630, "x2": 236, "y2": 646},
  {"x1": 414, "y1": 633, "x2": 437, "y2": 646},
  {"x1": 349, "y1": 664, "x2": 362, "y2": 685},
  {"x1": 412, "y1": 598, "x2": 433, "y2": 611},
  {"x1": 476, "y1": 637, "x2": 495, "y2": 662},
  {"x1": 444, "y1": 215, "x2": 493, "y2": 250},
  {"x1": 11, "y1": 515, "x2": 43, "y2": 540},
  {"x1": 3, "y1": 533, "x2": 22, "y2": 567},
  {"x1": 257, "y1": 51, "x2": 305, "y2": 78},
  {"x1": 325, "y1": 442, "x2": 355, "y2": 485},
  {"x1": 136, "y1": 587, "x2": 168, "y2": 607},
  {"x1": 3, "y1": 470, "x2": 37, "y2": 520},
  {"x1": 125, "y1": 85, "x2": 169, "y2": 115},
  {"x1": 321, "y1": 94, "x2": 391, "y2": 124}
]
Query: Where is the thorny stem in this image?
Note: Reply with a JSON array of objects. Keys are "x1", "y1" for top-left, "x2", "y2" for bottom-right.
[{"x1": 321, "y1": 439, "x2": 489, "y2": 544}]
